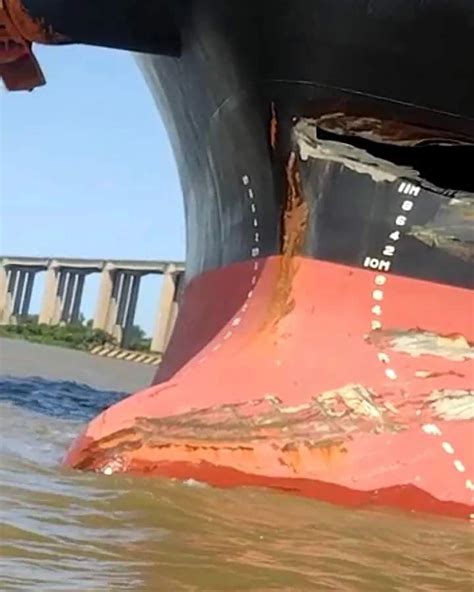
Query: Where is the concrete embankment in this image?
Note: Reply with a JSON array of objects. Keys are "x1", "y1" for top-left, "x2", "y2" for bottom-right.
[{"x1": 0, "y1": 337, "x2": 155, "y2": 392}]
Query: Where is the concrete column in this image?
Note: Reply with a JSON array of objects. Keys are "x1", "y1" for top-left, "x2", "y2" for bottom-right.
[
  {"x1": 93, "y1": 264, "x2": 115, "y2": 331},
  {"x1": 116, "y1": 272, "x2": 132, "y2": 327},
  {"x1": 60, "y1": 272, "x2": 76, "y2": 323},
  {"x1": 174, "y1": 270, "x2": 185, "y2": 301},
  {"x1": 108, "y1": 271, "x2": 128, "y2": 343},
  {"x1": 5, "y1": 268, "x2": 19, "y2": 324},
  {"x1": 20, "y1": 271, "x2": 35, "y2": 318},
  {"x1": 0, "y1": 265, "x2": 14, "y2": 325},
  {"x1": 39, "y1": 262, "x2": 59, "y2": 325},
  {"x1": 151, "y1": 267, "x2": 179, "y2": 354},
  {"x1": 12, "y1": 269, "x2": 26, "y2": 317},
  {"x1": 0, "y1": 266, "x2": 7, "y2": 314},
  {"x1": 121, "y1": 273, "x2": 141, "y2": 348},
  {"x1": 70, "y1": 273, "x2": 85, "y2": 323},
  {"x1": 108, "y1": 272, "x2": 123, "y2": 339},
  {"x1": 51, "y1": 269, "x2": 68, "y2": 325},
  {"x1": 11, "y1": 269, "x2": 35, "y2": 319}
]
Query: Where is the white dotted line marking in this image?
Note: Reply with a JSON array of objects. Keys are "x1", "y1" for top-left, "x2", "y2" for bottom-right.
[
  {"x1": 363, "y1": 182, "x2": 474, "y2": 495},
  {"x1": 363, "y1": 180, "x2": 421, "y2": 383},
  {"x1": 196, "y1": 175, "x2": 261, "y2": 364},
  {"x1": 422, "y1": 424, "x2": 442, "y2": 436},
  {"x1": 442, "y1": 442, "x2": 455, "y2": 455},
  {"x1": 364, "y1": 184, "x2": 471, "y2": 495},
  {"x1": 421, "y1": 424, "x2": 472, "y2": 492},
  {"x1": 385, "y1": 368, "x2": 398, "y2": 381}
]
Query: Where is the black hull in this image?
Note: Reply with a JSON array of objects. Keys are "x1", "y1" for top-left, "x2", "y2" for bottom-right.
[{"x1": 136, "y1": 0, "x2": 473, "y2": 287}]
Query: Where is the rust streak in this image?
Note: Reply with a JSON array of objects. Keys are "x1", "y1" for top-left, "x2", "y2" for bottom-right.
[
  {"x1": 261, "y1": 151, "x2": 308, "y2": 331},
  {"x1": 6, "y1": 0, "x2": 68, "y2": 43},
  {"x1": 270, "y1": 101, "x2": 278, "y2": 150},
  {"x1": 316, "y1": 113, "x2": 473, "y2": 146}
]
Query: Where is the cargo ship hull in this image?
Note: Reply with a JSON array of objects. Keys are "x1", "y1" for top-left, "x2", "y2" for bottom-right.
[{"x1": 50, "y1": 1, "x2": 474, "y2": 518}]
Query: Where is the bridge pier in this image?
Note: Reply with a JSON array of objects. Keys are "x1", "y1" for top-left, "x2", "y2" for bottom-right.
[
  {"x1": 109, "y1": 271, "x2": 142, "y2": 348},
  {"x1": 20, "y1": 271, "x2": 35, "y2": 318},
  {"x1": 1, "y1": 265, "x2": 38, "y2": 324},
  {"x1": 70, "y1": 272, "x2": 86, "y2": 323},
  {"x1": 120, "y1": 273, "x2": 141, "y2": 349},
  {"x1": 39, "y1": 263, "x2": 90, "y2": 325},
  {"x1": 93, "y1": 268, "x2": 142, "y2": 348},
  {"x1": 0, "y1": 265, "x2": 8, "y2": 324},
  {"x1": 93, "y1": 265, "x2": 114, "y2": 331},
  {"x1": 38, "y1": 262, "x2": 59, "y2": 324},
  {"x1": 57, "y1": 270, "x2": 87, "y2": 324},
  {"x1": 151, "y1": 267, "x2": 183, "y2": 354}
]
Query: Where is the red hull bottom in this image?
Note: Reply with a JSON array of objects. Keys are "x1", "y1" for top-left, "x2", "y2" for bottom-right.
[{"x1": 64, "y1": 257, "x2": 474, "y2": 519}]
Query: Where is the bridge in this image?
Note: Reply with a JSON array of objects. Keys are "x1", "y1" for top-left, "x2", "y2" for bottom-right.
[{"x1": 0, "y1": 256, "x2": 185, "y2": 354}]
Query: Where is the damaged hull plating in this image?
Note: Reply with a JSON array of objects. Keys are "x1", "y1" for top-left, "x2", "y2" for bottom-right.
[{"x1": 64, "y1": 1, "x2": 474, "y2": 519}]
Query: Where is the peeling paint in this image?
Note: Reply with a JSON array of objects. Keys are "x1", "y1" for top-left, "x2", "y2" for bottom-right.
[
  {"x1": 415, "y1": 370, "x2": 465, "y2": 379},
  {"x1": 426, "y1": 390, "x2": 474, "y2": 421},
  {"x1": 368, "y1": 329, "x2": 474, "y2": 362},
  {"x1": 280, "y1": 403, "x2": 311, "y2": 414},
  {"x1": 409, "y1": 226, "x2": 474, "y2": 262},
  {"x1": 294, "y1": 116, "x2": 474, "y2": 199},
  {"x1": 408, "y1": 195, "x2": 474, "y2": 262},
  {"x1": 316, "y1": 384, "x2": 385, "y2": 420},
  {"x1": 294, "y1": 118, "x2": 418, "y2": 183},
  {"x1": 71, "y1": 384, "x2": 405, "y2": 473},
  {"x1": 315, "y1": 113, "x2": 473, "y2": 147}
]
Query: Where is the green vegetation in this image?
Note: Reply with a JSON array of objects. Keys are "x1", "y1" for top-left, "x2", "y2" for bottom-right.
[
  {"x1": 0, "y1": 316, "x2": 152, "y2": 352},
  {"x1": 123, "y1": 323, "x2": 152, "y2": 352},
  {"x1": 0, "y1": 319, "x2": 115, "y2": 351}
]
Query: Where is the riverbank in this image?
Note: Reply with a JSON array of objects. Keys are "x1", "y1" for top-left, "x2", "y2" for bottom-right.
[{"x1": 0, "y1": 337, "x2": 154, "y2": 392}]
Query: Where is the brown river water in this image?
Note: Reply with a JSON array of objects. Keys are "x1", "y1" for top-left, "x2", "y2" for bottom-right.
[{"x1": 0, "y1": 377, "x2": 472, "y2": 591}]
